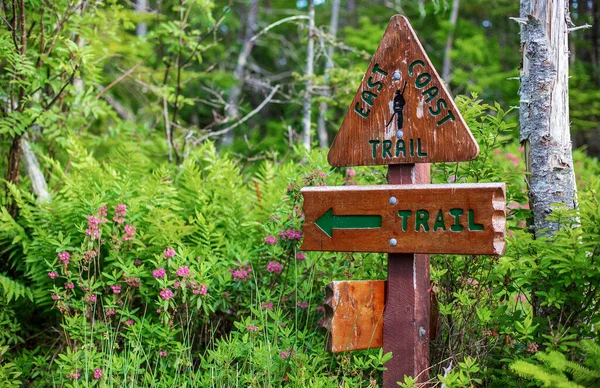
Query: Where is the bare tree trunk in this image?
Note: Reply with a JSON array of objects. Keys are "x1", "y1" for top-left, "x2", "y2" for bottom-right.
[
  {"x1": 136, "y1": 0, "x2": 147, "y2": 37},
  {"x1": 316, "y1": 0, "x2": 340, "y2": 148},
  {"x1": 21, "y1": 136, "x2": 50, "y2": 203},
  {"x1": 221, "y1": 0, "x2": 259, "y2": 147},
  {"x1": 518, "y1": 0, "x2": 577, "y2": 237},
  {"x1": 302, "y1": 0, "x2": 315, "y2": 152},
  {"x1": 442, "y1": 0, "x2": 460, "y2": 82}
]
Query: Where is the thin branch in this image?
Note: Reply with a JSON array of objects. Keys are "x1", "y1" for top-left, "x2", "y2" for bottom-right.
[
  {"x1": 567, "y1": 24, "x2": 592, "y2": 32},
  {"x1": 95, "y1": 53, "x2": 152, "y2": 100},
  {"x1": 248, "y1": 15, "x2": 309, "y2": 45},
  {"x1": 193, "y1": 85, "x2": 280, "y2": 145}
]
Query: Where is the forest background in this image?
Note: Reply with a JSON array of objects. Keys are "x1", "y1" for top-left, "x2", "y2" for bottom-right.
[{"x1": 1, "y1": 0, "x2": 600, "y2": 386}]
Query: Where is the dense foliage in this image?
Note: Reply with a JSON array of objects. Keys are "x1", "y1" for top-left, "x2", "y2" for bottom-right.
[{"x1": 1, "y1": 0, "x2": 599, "y2": 386}]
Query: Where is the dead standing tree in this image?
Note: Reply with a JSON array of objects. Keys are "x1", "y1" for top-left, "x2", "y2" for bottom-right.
[{"x1": 518, "y1": 0, "x2": 577, "y2": 237}]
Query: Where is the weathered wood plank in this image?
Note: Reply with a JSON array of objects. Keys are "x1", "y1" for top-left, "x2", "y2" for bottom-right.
[
  {"x1": 325, "y1": 280, "x2": 386, "y2": 352},
  {"x1": 300, "y1": 183, "x2": 506, "y2": 255},
  {"x1": 327, "y1": 15, "x2": 479, "y2": 167}
]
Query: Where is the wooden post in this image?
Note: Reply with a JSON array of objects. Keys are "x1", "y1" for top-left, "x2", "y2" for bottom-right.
[{"x1": 384, "y1": 164, "x2": 430, "y2": 386}]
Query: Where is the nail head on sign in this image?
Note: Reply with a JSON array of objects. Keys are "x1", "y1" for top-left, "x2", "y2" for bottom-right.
[
  {"x1": 393, "y1": 70, "x2": 401, "y2": 80},
  {"x1": 389, "y1": 197, "x2": 397, "y2": 205},
  {"x1": 389, "y1": 238, "x2": 397, "y2": 246}
]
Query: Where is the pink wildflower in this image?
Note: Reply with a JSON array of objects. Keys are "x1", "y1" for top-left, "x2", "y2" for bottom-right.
[
  {"x1": 110, "y1": 284, "x2": 121, "y2": 294},
  {"x1": 124, "y1": 319, "x2": 134, "y2": 326},
  {"x1": 176, "y1": 266, "x2": 190, "y2": 277},
  {"x1": 295, "y1": 253, "x2": 306, "y2": 261},
  {"x1": 67, "y1": 370, "x2": 81, "y2": 380},
  {"x1": 505, "y1": 153, "x2": 520, "y2": 167},
  {"x1": 98, "y1": 205, "x2": 107, "y2": 217},
  {"x1": 199, "y1": 284, "x2": 207, "y2": 295},
  {"x1": 153, "y1": 268, "x2": 166, "y2": 279},
  {"x1": 160, "y1": 288, "x2": 174, "y2": 300},
  {"x1": 105, "y1": 308, "x2": 115, "y2": 316},
  {"x1": 87, "y1": 294, "x2": 97, "y2": 303},
  {"x1": 280, "y1": 349, "x2": 296, "y2": 359},
  {"x1": 267, "y1": 261, "x2": 282, "y2": 274},
  {"x1": 113, "y1": 204, "x2": 126, "y2": 224},
  {"x1": 58, "y1": 251, "x2": 70, "y2": 266},
  {"x1": 48, "y1": 271, "x2": 59, "y2": 279},
  {"x1": 86, "y1": 216, "x2": 106, "y2": 240},
  {"x1": 134, "y1": 259, "x2": 142, "y2": 266},
  {"x1": 123, "y1": 224, "x2": 136, "y2": 240},
  {"x1": 466, "y1": 278, "x2": 479, "y2": 285},
  {"x1": 514, "y1": 294, "x2": 527, "y2": 303},
  {"x1": 347, "y1": 169, "x2": 356, "y2": 177},
  {"x1": 159, "y1": 351, "x2": 167, "y2": 357},
  {"x1": 224, "y1": 291, "x2": 231, "y2": 297},
  {"x1": 125, "y1": 277, "x2": 141, "y2": 287},
  {"x1": 230, "y1": 263, "x2": 252, "y2": 281},
  {"x1": 262, "y1": 302, "x2": 273, "y2": 310},
  {"x1": 64, "y1": 282, "x2": 75, "y2": 290},
  {"x1": 247, "y1": 325, "x2": 259, "y2": 332},
  {"x1": 93, "y1": 368, "x2": 102, "y2": 379},
  {"x1": 157, "y1": 309, "x2": 161, "y2": 313},
  {"x1": 264, "y1": 235, "x2": 278, "y2": 245},
  {"x1": 278, "y1": 229, "x2": 303, "y2": 241},
  {"x1": 297, "y1": 301, "x2": 308, "y2": 309},
  {"x1": 51, "y1": 294, "x2": 60, "y2": 300},
  {"x1": 163, "y1": 248, "x2": 176, "y2": 259},
  {"x1": 316, "y1": 306, "x2": 325, "y2": 313},
  {"x1": 173, "y1": 281, "x2": 181, "y2": 289}
]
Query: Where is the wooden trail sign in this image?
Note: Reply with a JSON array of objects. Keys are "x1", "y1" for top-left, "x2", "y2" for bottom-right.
[
  {"x1": 328, "y1": 15, "x2": 479, "y2": 167},
  {"x1": 298, "y1": 14, "x2": 507, "y2": 387},
  {"x1": 300, "y1": 183, "x2": 506, "y2": 255}
]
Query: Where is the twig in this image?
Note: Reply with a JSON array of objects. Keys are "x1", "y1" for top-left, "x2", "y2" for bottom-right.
[
  {"x1": 193, "y1": 85, "x2": 280, "y2": 144},
  {"x1": 567, "y1": 24, "x2": 592, "y2": 32},
  {"x1": 95, "y1": 53, "x2": 152, "y2": 100},
  {"x1": 248, "y1": 15, "x2": 309, "y2": 44},
  {"x1": 163, "y1": 97, "x2": 173, "y2": 163}
]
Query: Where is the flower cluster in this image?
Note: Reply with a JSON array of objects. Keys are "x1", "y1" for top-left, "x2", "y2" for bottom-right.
[
  {"x1": 85, "y1": 216, "x2": 106, "y2": 240},
  {"x1": 93, "y1": 368, "x2": 103, "y2": 379},
  {"x1": 113, "y1": 204, "x2": 126, "y2": 224},
  {"x1": 176, "y1": 266, "x2": 190, "y2": 277},
  {"x1": 296, "y1": 301, "x2": 308, "y2": 309},
  {"x1": 267, "y1": 261, "x2": 282, "y2": 275},
  {"x1": 159, "y1": 351, "x2": 168, "y2": 357},
  {"x1": 105, "y1": 308, "x2": 115, "y2": 316},
  {"x1": 229, "y1": 263, "x2": 252, "y2": 282},
  {"x1": 261, "y1": 302, "x2": 273, "y2": 310},
  {"x1": 193, "y1": 284, "x2": 208, "y2": 295},
  {"x1": 66, "y1": 370, "x2": 81, "y2": 380},
  {"x1": 280, "y1": 348, "x2": 296, "y2": 359},
  {"x1": 86, "y1": 294, "x2": 97, "y2": 303},
  {"x1": 48, "y1": 271, "x2": 59, "y2": 279},
  {"x1": 125, "y1": 277, "x2": 141, "y2": 288},
  {"x1": 64, "y1": 282, "x2": 74, "y2": 290},
  {"x1": 58, "y1": 251, "x2": 70, "y2": 266},
  {"x1": 163, "y1": 248, "x2": 176, "y2": 259},
  {"x1": 110, "y1": 284, "x2": 121, "y2": 294},
  {"x1": 278, "y1": 229, "x2": 302, "y2": 241},
  {"x1": 295, "y1": 253, "x2": 306, "y2": 261},
  {"x1": 123, "y1": 224, "x2": 136, "y2": 240},
  {"x1": 160, "y1": 288, "x2": 174, "y2": 300},
  {"x1": 264, "y1": 235, "x2": 277, "y2": 245},
  {"x1": 153, "y1": 268, "x2": 166, "y2": 279},
  {"x1": 247, "y1": 325, "x2": 259, "y2": 332}
]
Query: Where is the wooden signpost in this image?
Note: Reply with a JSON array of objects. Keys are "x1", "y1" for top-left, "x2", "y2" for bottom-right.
[{"x1": 300, "y1": 15, "x2": 507, "y2": 386}]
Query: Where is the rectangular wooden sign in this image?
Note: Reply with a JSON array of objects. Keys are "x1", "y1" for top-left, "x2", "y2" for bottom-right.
[
  {"x1": 301, "y1": 183, "x2": 506, "y2": 255},
  {"x1": 325, "y1": 280, "x2": 385, "y2": 352}
]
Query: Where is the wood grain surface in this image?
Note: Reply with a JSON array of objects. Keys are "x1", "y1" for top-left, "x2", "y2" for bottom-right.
[
  {"x1": 300, "y1": 183, "x2": 506, "y2": 255},
  {"x1": 325, "y1": 280, "x2": 386, "y2": 352},
  {"x1": 327, "y1": 15, "x2": 479, "y2": 167}
]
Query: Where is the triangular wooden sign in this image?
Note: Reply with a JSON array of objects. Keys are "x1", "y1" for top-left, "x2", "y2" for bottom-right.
[{"x1": 328, "y1": 15, "x2": 479, "y2": 167}]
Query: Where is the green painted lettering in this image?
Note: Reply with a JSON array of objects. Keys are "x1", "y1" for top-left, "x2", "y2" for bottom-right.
[
  {"x1": 355, "y1": 102, "x2": 370, "y2": 118},
  {"x1": 429, "y1": 98, "x2": 447, "y2": 116},
  {"x1": 433, "y1": 210, "x2": 446, "y2": 231},
  {"x1": 395, "y1": 139, "x2": 406, "y2": 157},
  {"x1": 382, "y1": 140, "x2": 392, "y2": 158},
  {"x1": 449, "y1": 208, "x2": 464, "y2": 232},
  {"x1": 415, "y1": 73, "x2": 431, "y2": 89},
  {"x1": 417, "y1": 138, "x2": 427, "y2": 157},
  {"x1": 409, "y1": 138, "x2": 414, "y2": 156},
  {"x1": 468, "y1": 210, "x2": 484, "y2": 231},
  {"x1": 408, "y1": 60, "x2": 425, "y2": 76},
  {"x1": 369, "y1": 140, "x2": 380, "y2": 158},
  {"x1": 422, "y1": 86, "x2": 439, "y2": 103},
  {"x1": 415, "y1": 210, "x2": 430, "y2": 232},
  {"x1": 361, "y1": 90, "x2": 377, "y2": 106},
  {"x1": 367, "y1": 77, "x2": 383, "y2": 92},
  {"x1": 398, "y1": 210, "x2": 412, "y2": 232},
  {"x1": 372, "y1": 63, "x2": 388, "y2": 76},
  {"x1": 437, "y1": 110, "x2": 455, "y2": 126}
]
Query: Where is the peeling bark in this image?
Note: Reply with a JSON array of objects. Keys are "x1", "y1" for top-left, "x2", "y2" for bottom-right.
[
  {"x1": 316, "y1": 0, "x2": 340, "y2": 148},
  {"x1": 221, "y1": 0, "x2": 259, "y2": 147},
  {"x1": 302, "y1": 0, "x2": 315, "y2": 152},
  {"x1": 21, "y1": 137, "x2": 50, "y2": 203},
  {"x1": 519, "y1": 0, "x2": 577, "y2": 237}
]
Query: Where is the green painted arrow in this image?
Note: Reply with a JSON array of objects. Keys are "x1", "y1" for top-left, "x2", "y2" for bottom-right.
[{"x1": 315, "y1": 208, "x2": 382, "y2": 238}]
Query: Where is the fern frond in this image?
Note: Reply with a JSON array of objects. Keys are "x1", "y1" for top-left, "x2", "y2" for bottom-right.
[{"x1": 0, "y1": 274, "x2": 33, "y2": 303}]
